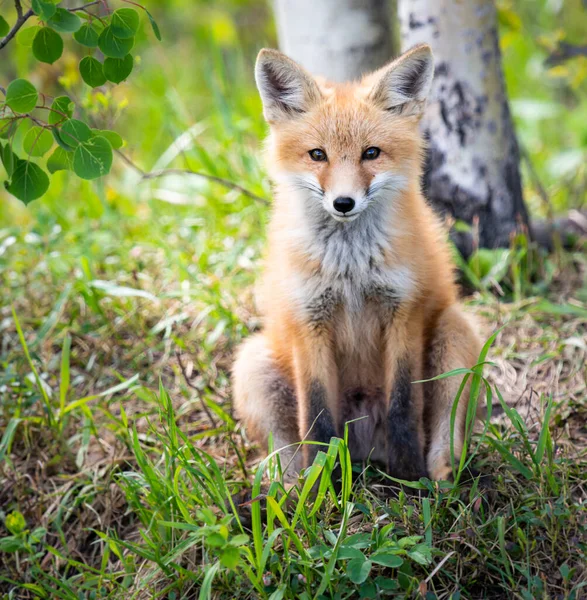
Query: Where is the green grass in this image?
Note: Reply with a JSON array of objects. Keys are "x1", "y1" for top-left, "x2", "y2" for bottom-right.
[
  {"x1": 0, "y1": 258, "x2": 586, "y2": 597},
  {"x1": 1, "y1": 0, "x2": 586, "y2": 598}
]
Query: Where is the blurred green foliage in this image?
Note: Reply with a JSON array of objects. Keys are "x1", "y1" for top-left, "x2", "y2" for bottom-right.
[
  {"x1": 498, "y1": 0, "x2": 587, "y2": 214},
  {"x1": 1, "y1": 2, "x2": 163, "y2": 204}
]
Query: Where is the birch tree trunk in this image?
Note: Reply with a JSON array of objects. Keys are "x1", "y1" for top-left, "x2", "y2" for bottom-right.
[
  {"x1": 273, "y1": 0, "x2": 531, "y2": 256},
  {"x1": 399, "y1": 0, "x2": 530, "y2": 255},
  {"x1": 273, "y1": 0, "x2": 396, "y2": 82}
]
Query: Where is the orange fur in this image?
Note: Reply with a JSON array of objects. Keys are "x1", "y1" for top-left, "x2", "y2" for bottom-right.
[{"x1": 233, "y1": 45, "x2": 482, "y2": 482}]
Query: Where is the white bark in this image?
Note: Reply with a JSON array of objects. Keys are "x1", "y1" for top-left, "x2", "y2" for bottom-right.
[
  {"x1": 273, "y1": 0, "x2": 395, "y2": 82},
  {"x1": 399, "y1": 0, "x2": 529, "y2": 252}
]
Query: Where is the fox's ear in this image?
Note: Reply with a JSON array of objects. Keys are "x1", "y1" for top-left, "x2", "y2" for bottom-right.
[
  {"x1": 255, "y1": 49, "x2": 322, "y2": 124},
  {"x1": 368, "y1": 44, "x2": 434, "y2": 116}
]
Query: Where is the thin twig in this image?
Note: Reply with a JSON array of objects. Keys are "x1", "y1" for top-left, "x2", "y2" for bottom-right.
[
  {"x1": 0, "y1": 7, "x2": 33, "y2": 51},
  {"x1": 115, "y1": 149, "x2": 147, "y2": 174},
  {"x1": 69, "y1": 1, "x2": 101, "y2": 13},
  {"x1": 424, "y1": 551, "x2": 456, "y2": 583},
  {"x1": 176, "y1": 351, "x2": 218, "y2": 428},
  {"x1": 143, "y1": 168, "x2": 269, "y2": 204},
  {"x1": 117, "y1": 150, "x2": 269, "y2": 204}
]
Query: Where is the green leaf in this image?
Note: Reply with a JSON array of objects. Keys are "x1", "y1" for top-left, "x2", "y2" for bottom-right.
[
  {"x1": 0, "y1": 118, "x2": 16, "y2": 140},
  {"x1": 73, "y1": 136, "x2": 112, "y2": 180},
  {"x1": 60, "y1": 119, "x2": 92, "y2": 148},
  {"x1": 48, "y1": 8, "x2": 82, "y2": 33},
  {"x1": 145, "y1": 9, "x2": 161, "y2": 41},
  {"x1": 397, "y1": 535, "x2": 422, "y2": 548},
  {"x1": 73, "y1": 23, "x2": 99, "y2": 47},
  {"x1": 47, "y1": 146, "x2": 72, "y2": 173},
  {"x1": 52, "y1": 128, "x2": 75, "y2": 152},
  {"x1": 16, "y1": 26, "x2": 41, "y2": 47},
  {"x1": 0, "y1": 16, "x2": 10, "y2": 37},
  {"x1": 32, "y1": 0, "x2": 57, "y2": 21},
  {"x1": 347, "y1": 558, "x2": 372, "y2": 584},
  {"x1": 228, "y1": 534, "x2": 249, "y2": 547},
  {"x1": 0, "y1": 536, "x2": 23, "y2": 553},
  {"x1": 79, "y1": 56, "x2": 107, "y2": 88},
  {"x1": 337, "y1": 547, "x2": 367, "y2": 561},
  {"x1": 29, "y1": 527, "x2": 47, "y2": 544},
  {"x1": 98, "y1": 26, "x2": 134, "y2": 59},
  {"x1": 5, "y1": 79, "x2": 38, "y2": 113},
  {"x1": 343, "y1": 533, "x2": 372, "y2": 549},
  {"x1": 220, "y1": 546, "x2": 240, "y2": 570},
  {"x1": 23, "y1": 126, "x2": 53, "y2": 157},
  {"x1": 103, "y1": 54, "x2": 134, "y2": 84},
  {"x1": 0, "y1": 144, "x2": 17, "y2": 176},
  {"x1": 5, "y1": 79, "x2": 39, "y2": 113},
  {"x1": 48, "y1": 95, "x2": 74, "y2": 125},
  {"x1": 206, "y1": 532, "x2": 226, "y2": 548},
  {"x1": 5, "y1": 511, "x2": 27, "y2": 535},
  {"x1": 371, "y1": 553, "x2": 404, "y2": 568},
  {"x1": 32, "y1": 26, "x2": 63, "y2": 64},
  {"x1": 5, "y1": 159, "x2": 50, "y2": 204},
  {"x1": 375, "y1": 577, "x2": 399, "y2": 591},
  {"x1": 110, "y1": 8, "x2": 139, "y2": 39},
  {"x1": 93, "y1": 129, "x2": 123, "y2": 149},
  {"x1": 408, "y1": 544, "x2": 433, "y2": 566}
]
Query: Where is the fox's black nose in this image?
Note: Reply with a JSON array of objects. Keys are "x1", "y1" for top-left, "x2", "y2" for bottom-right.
[{"x1": 333, "y1": 197, "x2": 355, "y2": 214}]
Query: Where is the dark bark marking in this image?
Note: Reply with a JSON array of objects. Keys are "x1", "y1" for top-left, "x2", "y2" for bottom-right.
[
  {"x1": 440, "y1": 100, "x2": 452, "y2": 132},
  {"x1": 414, "y1": 9, "x2": 530, "y2": 257},
  {"x1": 387, "y1": 360, "x2": 428, "y2": 481},
  {"x1": 408, "y1": 13, "x2": 425, "y2": 29},
  {"x1": 435, "y1": 61, "x2": 449, "y2": 76}
]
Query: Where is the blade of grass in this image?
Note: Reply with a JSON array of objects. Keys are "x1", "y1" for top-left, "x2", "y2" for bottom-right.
[
  {"x1": 535, "y1": 395, "x2": 554, "y2": 463},
  {"x1": 422, "y1": 498, "x2": 432, "y2": 546},
  {"x1": 62, "y1": 374, "x2": 139, "y2": 415},
  {"x1": 58, "y1": 333, "x2": 71, "y2": 430},
  {"x1": 198, "y1": 561, "x2": 220, "y2": 600},
  {"x1": 12, "y1": 305, "x2": 54, "y2": 428}
]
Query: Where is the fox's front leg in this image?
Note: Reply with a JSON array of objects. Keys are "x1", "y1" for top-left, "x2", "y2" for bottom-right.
[
  {"x1": 383, "y1": 323, "x2": 428, "y2": 481},
  {"x1": 293, "y1": 329, "x2": 339, "y2": 468}
]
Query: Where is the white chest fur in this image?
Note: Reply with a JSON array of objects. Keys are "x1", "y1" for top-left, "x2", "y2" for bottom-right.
[{"x1": 287, "y1": 208, "x2": 416, "y2": 321}]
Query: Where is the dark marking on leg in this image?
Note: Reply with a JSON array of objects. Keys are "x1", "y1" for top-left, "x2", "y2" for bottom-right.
[
  {"x1": 387, "y1": 360, "x2": 428, "y2": 481},
  {"x1": 305, "y1": 380, "x2": 337, "y2": 465}
]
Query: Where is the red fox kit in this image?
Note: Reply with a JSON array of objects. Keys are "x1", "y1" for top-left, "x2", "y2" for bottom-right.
[{"x1": 233, "y1": 44, "x2": 482, "y2": 482}]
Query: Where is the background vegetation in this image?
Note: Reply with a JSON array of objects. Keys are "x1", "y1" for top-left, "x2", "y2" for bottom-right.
[{"x1": 0, "y1": 0, "x2": 585, "y2": 598}]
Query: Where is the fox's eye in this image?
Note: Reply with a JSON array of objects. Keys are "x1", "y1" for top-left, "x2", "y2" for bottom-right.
[
  {"x1": 309, "y1": 148, "x2": 327, "y2": 162},
  {"x1": 362, "y1": 147, "x2": 381, "y2": 160}
]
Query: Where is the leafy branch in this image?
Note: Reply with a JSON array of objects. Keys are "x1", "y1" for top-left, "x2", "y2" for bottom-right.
[
  {"x1": 1, "y1": 0, "x2": 265, "y2": 206},
  {"x1": 117, "y1": 152, "x2": 269, "y2": 204},
  {"x1": 0, "y1": 1, "x2": 101, "y2": 51}
]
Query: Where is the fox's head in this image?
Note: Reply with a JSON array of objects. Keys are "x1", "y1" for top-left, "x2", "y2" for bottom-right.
[{"x1": 255, "y1": 45, "x2": 434, "y2": 223}]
